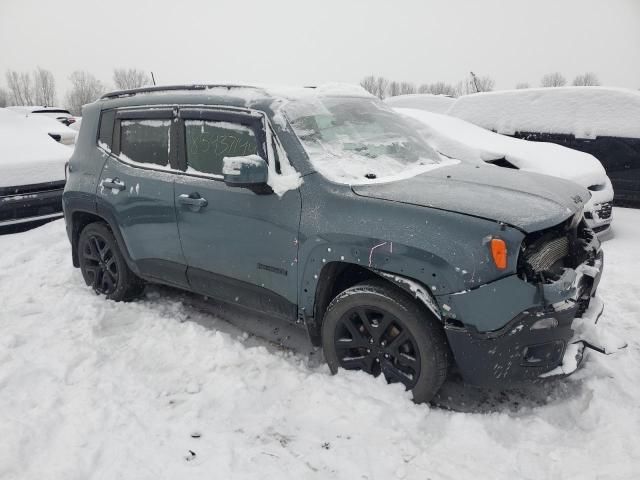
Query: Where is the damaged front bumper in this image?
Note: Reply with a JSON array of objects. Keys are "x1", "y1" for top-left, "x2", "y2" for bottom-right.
[{"x1": 441, "y1": 250, "x2": 621, "y2": 387}]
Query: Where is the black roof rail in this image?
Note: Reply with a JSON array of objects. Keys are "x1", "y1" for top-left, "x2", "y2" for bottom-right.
[{"x1": 100, "y1": 84, "x2": 260, "y2": 100}]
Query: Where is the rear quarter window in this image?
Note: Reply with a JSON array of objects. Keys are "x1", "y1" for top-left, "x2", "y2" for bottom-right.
[
  {"x1": 119, "y1": 119, "x2": 171, "y2": 167},
  {"x1": 98, "y1": 110, "x2": 116, "y2": 149}
]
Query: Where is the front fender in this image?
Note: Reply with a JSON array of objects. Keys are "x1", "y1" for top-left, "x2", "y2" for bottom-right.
[{"x1": 297, "y1": 235, "x2": 459, "y2": 316}]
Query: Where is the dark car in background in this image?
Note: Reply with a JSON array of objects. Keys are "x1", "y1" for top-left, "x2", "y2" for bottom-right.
[
  {"x1": 448, "y1": 87, "x2": 640, "y2": 207},
  {"x1": 63, "y1": 84, "x2": 607, "y2": 402}
]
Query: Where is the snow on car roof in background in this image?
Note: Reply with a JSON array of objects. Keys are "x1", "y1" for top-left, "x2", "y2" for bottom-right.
[
  {"x1": 385, "y1": 94, "x2": 457, "y2": 114},
  {"x1": 448, "y1": 87, "x2": 640, "y2": 139},
  {"x1": 7, "y1": 105, "x2": 72, "y2": 115},
  {"x1": 0, "y1": 108, "x2": 72, "y2": 187},
  {"x1": 397, "y1": 107, "x2": 608, "y2": 188}
]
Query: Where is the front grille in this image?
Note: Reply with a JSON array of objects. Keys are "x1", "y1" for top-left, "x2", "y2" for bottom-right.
[
  {"x1": 525, "y1": 236, "x2": 569, "y2": 273},
  {"x1": 518, "y1": 216, "x2": 576, "y2": 282},
  {"x1": 595, "y1": 202, "x2": 612, "y2": 220}
]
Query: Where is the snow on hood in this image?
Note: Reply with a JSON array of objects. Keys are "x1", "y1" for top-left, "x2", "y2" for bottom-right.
[
  {"x1": 397, "y1": 108, "x2": 609, "y2": 190},
  {"x1": 0, "y1": 108, "x2": 72, "y2": 187},
  {"x1": 447, "y1": 87, "x2": 640, "y2": 139}
]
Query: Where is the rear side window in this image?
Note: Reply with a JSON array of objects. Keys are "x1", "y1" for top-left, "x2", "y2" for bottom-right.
[
  {"x1": 98, "y1": 110, "x2": 116, "y2": 149},
  {"x1": 120, "y1": 119, "x2": 171, "y2": 167},
  {"x1": 184, "y1": 120, "x2": 259, "y2": 175}
]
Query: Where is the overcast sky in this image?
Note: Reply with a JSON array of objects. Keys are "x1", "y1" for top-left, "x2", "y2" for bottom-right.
[{"x1": 1, "y1": 0, "x2": 639, "y2": 97}]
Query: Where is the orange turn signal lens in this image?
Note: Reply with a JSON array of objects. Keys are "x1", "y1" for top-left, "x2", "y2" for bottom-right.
[{"x1": 490, "y1": 238, "x2": 507, "y2": 270}]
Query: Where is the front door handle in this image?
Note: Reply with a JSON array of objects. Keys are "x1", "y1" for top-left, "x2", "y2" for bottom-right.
[
  {"x1": 178, "y1": 193, "x2": 208, "y2": 210},
  {"x1": 102, "y1": 178, "x2": 125, "y2": 191}
]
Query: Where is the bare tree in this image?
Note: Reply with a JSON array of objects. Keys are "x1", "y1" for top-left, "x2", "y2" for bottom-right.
[
  {"x1": 572, "y1": 72, "x2": 600, "y2": 86},
  {"x1": 456, "y1": 72, "x2": 495, "y2": 95},
  {"x1": 360, "y1": 75, "x2": 377, "y2": 96},
  {"x1": 541, "y1": 72, "x2": 567, "y2": 87},
  {"x1": 387, "y1": 81, "x2": 400, "y2": 97},
  {"x1": 33, "y1": 67, "x2": 57, "y2": 105},
  {"x1": 65, "y1": 71, "x2": 106, "y2": 115},
  {"x1": 419, "y1": 81, "x2": 456, "y2": 96},
  {"x1": 515, "y1": 82, "x2": 530, "y2": 89},
  {"x1": 473, "y1": 73, "x2": 495, "y2": 92},
  {"x1": 5, "y1": 70, "x2": 34, "y2": 105},
  {"x1": 374, "y1": 76, "x2": 389, "y2": 99},
  {"x1": 0, "y1": 87, "x2": 8, "y2": 107},
  {"x1": 399, "y1": 81, "x2": 416, "y2": 95},
  {"x1": 113, "y1": 68, "x2": 150, "y2": 90}
]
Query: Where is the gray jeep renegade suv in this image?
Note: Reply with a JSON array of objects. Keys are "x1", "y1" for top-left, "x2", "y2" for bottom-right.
[{"x1": 63, "y1": 84, "x2": 604, "y2": 402}]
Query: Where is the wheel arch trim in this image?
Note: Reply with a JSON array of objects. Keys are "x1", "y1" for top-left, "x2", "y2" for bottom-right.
[{"x1": 302, "y1": 259, "x2": 443, "y2": 346}]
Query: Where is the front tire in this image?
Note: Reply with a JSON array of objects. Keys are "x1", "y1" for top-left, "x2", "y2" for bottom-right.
[
  {"x1": 322, "y1": 280, "x2": 449, "y2": 403},
  {"x1": 78, "y1": 222, "x2": 143, "y2": 301}
]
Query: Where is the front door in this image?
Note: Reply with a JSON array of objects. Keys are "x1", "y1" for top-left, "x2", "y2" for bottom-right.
[
  {"x1": 96, "y1": 107, "x2": 189, "y2": 288},
  {"x1": 173, "y1": 108, "x2": 301, "y2": 321}
]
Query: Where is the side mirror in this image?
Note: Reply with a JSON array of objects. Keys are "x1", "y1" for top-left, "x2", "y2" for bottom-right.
[{"x1": 222, "y1": 155, "x2": 269, "y2": 186}]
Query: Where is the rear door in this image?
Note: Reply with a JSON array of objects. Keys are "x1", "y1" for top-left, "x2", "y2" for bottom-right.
[
  {"x1": 96, "y1": 107, "x2": 189, "y2": 288},
  {"x1": 173, "y1": 107, "x2": 302, "y2": 321}
]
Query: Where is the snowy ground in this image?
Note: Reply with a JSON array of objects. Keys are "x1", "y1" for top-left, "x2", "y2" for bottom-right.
[{"x1": 1, "y1": 209, "x2": 639, "y2": 480}]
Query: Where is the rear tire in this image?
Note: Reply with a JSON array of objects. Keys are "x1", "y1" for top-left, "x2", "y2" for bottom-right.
[
  {"x1": 322, "y1": 280, "x2": 449, "y2": 403},
  {"x1": 78, "y1": 222, "x2": 144, "y2": 301}
]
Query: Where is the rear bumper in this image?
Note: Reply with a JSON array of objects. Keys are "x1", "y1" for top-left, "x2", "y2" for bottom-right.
[
  {"x1": 443, "y1": 250, "x2": 604, "y2": 388},
  {"x1": 0, "y1": 181, "x2": 65, "y2": 227}
]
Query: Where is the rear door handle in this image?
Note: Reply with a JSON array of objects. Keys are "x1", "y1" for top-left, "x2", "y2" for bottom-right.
[
  {"x1": 178, "y1": 193, "x2": 208, "y2": 209},
  {"x1": 102, "y1": 178, "x2": 125, "y2": 191}
]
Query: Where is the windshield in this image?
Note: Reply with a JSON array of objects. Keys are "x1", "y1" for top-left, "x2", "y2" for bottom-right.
[{"x1": 283, "y1": 96, "x2": 445, "y2": 184}]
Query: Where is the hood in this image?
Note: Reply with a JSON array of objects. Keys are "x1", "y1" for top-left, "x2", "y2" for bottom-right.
[{"x1": 351, "y1": 163, "x2": 588, "y2": 233}]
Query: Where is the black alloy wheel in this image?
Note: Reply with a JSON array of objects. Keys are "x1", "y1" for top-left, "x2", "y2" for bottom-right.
[
  {"x1": 78, "y1": 222, "x2": 143, "y2": 301},
  {"x1": 334, "y1": 306, "x2": 421, "y2": 388},
  {"x1": 81, "y1": 232, "x2": 119, "y2": 295},
  {"x1": 322, "y1": 280, "x2": 450, "y2": 403}
]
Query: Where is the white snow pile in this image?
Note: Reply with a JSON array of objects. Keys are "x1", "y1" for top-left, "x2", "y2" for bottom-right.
[
  {"x1": 0, "y1": 108, "x2": 72, "y2": 188},
  {"x1": 221, "y1": 154, "x2": 264, "y2": 175},
  {"x1": 448, "y1": 86, "x2": 640, "y2": 139},
  {"x1": 1, "y1": 209, "x2": 640, "y2": 479},
  {"x1": 385, "y1": 94, "x2": 457, "y2": 114},
  {"x1": 398, "y1": 107, "x2": 610, "y2": 190}
]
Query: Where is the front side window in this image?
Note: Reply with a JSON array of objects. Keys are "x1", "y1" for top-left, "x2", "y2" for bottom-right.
[
  {"x1": 283, "y1": 96, "x2": 445, "y2": 184},
  {"x1": 120, "y1": 119, "x2": 171, "y2": 167},
  {"x1": 184, "y1": 120, "x2": 259, "y2": 176}
]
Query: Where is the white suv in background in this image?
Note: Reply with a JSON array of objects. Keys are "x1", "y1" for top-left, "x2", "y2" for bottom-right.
[
  {"x1": 398, "y1": 107, "x2": 614, "y2": 234},
  {"x1": 7, "y1": 106, "x2": 77, "y2": 145}
]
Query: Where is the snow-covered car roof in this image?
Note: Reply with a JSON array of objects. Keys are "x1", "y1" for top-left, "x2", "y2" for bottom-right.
[
  {"x1": 385, "y1": 94, "x2": 457, "y2": 114},
  {"x1": 448, "y1": 87, "x2": 640, "y2": 139},
  {"x1": 7, "y1": 106, "x2": 73, "y2": 116},
  {"x1": 397, "y1": 107, "x2": 609, "y2": 189},
  {"x1": 0, "y1": 108, "x2": 72, "y2": 188}
]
